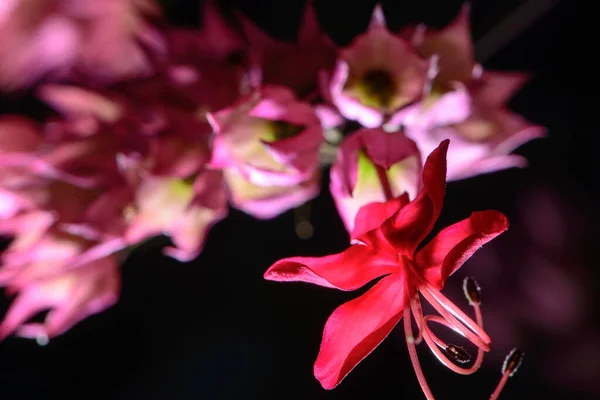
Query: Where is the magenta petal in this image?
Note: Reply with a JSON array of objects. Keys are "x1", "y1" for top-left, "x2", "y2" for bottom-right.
[
  {"x1": 264, "y1": 244, "x2": 399, "y2": 291},
  {"x1": 418, "y1": 210, "x2": 509, "y2": 289},
  {"x1": 382, "y1": 139, "x2": 448, "y2": 255},
  {"x1": 313, "y1": 274, "x2": 406, "y2": 389},
  {"x1": 351, "y1": 194, "x2": 409, "y2": 241}
]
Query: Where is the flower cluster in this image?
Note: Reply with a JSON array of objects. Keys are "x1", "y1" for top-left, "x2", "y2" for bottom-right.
[{"x1": 0, "y1": 1, "x2": 541, "y2": 397}]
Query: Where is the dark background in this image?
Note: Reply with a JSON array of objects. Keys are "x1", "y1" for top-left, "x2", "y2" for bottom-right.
[{"x1": 1, "y1": 0, "x2": 591, "y2": 399}]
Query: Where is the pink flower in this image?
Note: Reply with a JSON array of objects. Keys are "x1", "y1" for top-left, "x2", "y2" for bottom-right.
[
  {"x1": 265, "y1": 140, "x2": 509, "y2": 391},
  {"x1": 405, "y1": 71, "x2": 546, "y2": 181},
  {"x1": 0, "y1": 254, "x2": 120, "y2": 341},
  {"x1": 223, "y1": 168, "x2": 320, "y2": 220},
  {"x1": 325, "y1": 5, "x2": 430, "y2": 128},
  {"x1": 386, "y1": 6, "x2": 546, "y2": 180},
  {"x1": 237, "y1": 0, "x2": 336, "y2": 98},
  {"x1": 330, "y1": 128, "x2": 421, "y2": 235},
  {"x1": 125, "y1": 167, "x2": 227, "y2": 262},
  {"x1": 389, "y1": 5, "x2": 475, "y2": 130},
  {"x1": 114, "y1": 128, "x2": 225, "y2": 262},
  {"x1": 165, "y1": 2, "x2": 252, "y2": 114},
  {"x1": 168, "y1": 0, "x2": 245, "y2": 65},
  {"x1": 0, "y1": 0, "x2": 164, "y2": 90},
  {"x1": 208, "y1": 85, "x2": 324, "y2": 187}
]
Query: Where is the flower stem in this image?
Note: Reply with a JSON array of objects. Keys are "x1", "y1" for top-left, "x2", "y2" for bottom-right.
[
  {"x1": 375, "y1": 164, "x2": 394, "y2": 201},
  {"x1": 404, "y1": 307, "x2": 436, "y2": 400}
]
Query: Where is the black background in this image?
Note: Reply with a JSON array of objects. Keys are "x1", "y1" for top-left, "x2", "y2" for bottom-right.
[{"x1": 1, "y1": 0, "x2": 592, "y2": 399}]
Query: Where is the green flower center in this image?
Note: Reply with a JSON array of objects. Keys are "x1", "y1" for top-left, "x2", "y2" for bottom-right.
[{"x1": 264, "y1": 120, "x2": 305, "y2": 142}]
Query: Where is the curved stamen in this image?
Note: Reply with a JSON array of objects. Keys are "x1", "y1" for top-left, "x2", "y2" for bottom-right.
[
  {"x1": 410, "y1": 294, "x2": 484, "y2": 376},
  {"x1": 420, "y1": 287, "x2": 490, "y2": 351},
  {"x1": 404, "y1": 306, "x2": 436, "y2": 400},
  {"x1": 422, "y1": 282, "x2": 491, "y2": 343},
  {"x1": 420, "y1": 315, "x2": 485, "y2": 375},
  {"x1": 424, "y1": 282, "x2": 491, "y2": 344}
]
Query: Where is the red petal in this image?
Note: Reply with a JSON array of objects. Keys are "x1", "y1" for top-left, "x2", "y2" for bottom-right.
[
  {"x1": 351, "y1": 194, "x2": 409, "y2": 241},
  {"x1": 417, "y1": 210, "x2": 508, "y2": 289},
  {"x1": 264, "y1": 245, "x2": 399, "y2": 291},
  {"x1": 382, "y1": 139, "x2": 449, "y2": 256},
  {"x1": 314, "y1": 274, "x2": 406, "y2": 389}
]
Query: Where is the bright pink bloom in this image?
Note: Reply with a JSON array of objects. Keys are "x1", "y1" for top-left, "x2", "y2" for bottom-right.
[
  {"x1": 208, "y1": 85, "x2": 324, "y2": 187},
  {"x1": 265, "y1": 140, "x2": 508, "y2": 389},
  {"x1": 0, "y1": 0, "x2": 164, "y2": 90},
  {"x1": 330, "y1": 128, "x2": 421, "y2": 235},
  {"x1": 325, "y1": 5, "x2": 430, "y2": 128},
  {"x1": 237, "y1": 0, "x2": 336, "y2": 98},
  {"x1": 0, "y1": 254, "x2": 120, "y2": 341}
]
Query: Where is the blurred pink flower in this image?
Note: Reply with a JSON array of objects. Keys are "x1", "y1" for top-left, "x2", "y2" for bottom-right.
[
  {"x1": 168, "y1": 0, "x2": 245, "y2": 65},
  {"x1": 404, "y1": 71, "x2": 546, "y2": 181},
  {"x1": 237, "y1": 0, "x2": 336, "y2": 98},
  {"x1": 0, "y1": 0, "x2": 165, "y2": 90},
  {"x1": 208, "y1": 85, "x2": 323, "y2": 187},
  {"x1": 390, "y1": 5, "x2": 475, "y2": 130},
  {"x1": 380, "y1": 6, "x2": 547, "y2": 180},
  {"x1": 330, "y1": 128, "x2": 421, "y2": 235},
  {"x1": 324, "y1": 5, "x2": 430, "y2": 128},
  {"x1": 125, "y1": 167, "x2": 227, "y2": 262},
  {"x1": 224, "y1": 168, "x2": 320, "y2": 220},
  {"x1": 0, "y1": 254, "x2": 120, "y2": 341}
]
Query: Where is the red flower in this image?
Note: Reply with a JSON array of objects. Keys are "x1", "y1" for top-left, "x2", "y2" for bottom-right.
[{"x1": 264, "y1": 140, "x2": 508, "y2": 390}]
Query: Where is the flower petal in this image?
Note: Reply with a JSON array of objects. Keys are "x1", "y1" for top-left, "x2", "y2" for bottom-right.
[
  {"x1": 350, "y1": 194, "x2": 409, "y2": 241},
  {"x1": 264, "y1": 244, "x2": 398, "y2": 291},
  {"x1": 417, "y1": 210, "x2": 508, "y2": 289},
  {"x1": 382, "y1": 139, "x2": 448, "y2": 255},
  {"x1": 314, "y1": 274, "x2": 406, "y2": 389}
]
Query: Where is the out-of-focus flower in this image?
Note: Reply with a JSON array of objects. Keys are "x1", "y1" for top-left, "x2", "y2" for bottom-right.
[
  {"x1": 389, "y1": 6, "x2": 546, "y2": 180},
  {"x1": 208, "y1": 85, "x2": 324, "y2": 187},
  {"x1": 125, "y1": 167, "x2": 227, "y2": 262},
  {"x1": 330, "y1": 127, "x2": 421, "y2": 235},
  {"x1": 325, "y1": 5, "x2": 430, "y2": 128},
  {"x1": 168, "y1": 0, "x2": 245, "y2": 65},
  {"x1": 0, "y1": 0, "x2": 165, "y2": 90},
  {"x1": 0, "y1": 254, "x2": 120, "y2": 341},
  {"x1": 265, "y1": 140, "x2": 508, "y2": 390},
  {"x1": 404, "y1": 71, "x2": 546, "y2": 181},
  {"x1": 237, "y1": 0, "x2": 336, "y2": 98},
  {"x1": 391, "y1": 5, "x2": 474, "y2": 130},
  {"x1": 165, "y1": 1, "x2": 252, "y2": 113},
  {"x1": 223, "y1": 168, "x2": 320, "y2": 220}
]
